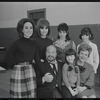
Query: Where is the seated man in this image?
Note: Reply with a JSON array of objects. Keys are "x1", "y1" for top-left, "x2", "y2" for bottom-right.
[{"x1": 36, "y1": 45, "x2": 63, "y2": 98}]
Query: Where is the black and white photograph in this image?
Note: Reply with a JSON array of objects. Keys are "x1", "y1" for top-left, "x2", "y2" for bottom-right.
[{"x1": 0, "y1": 2, "x2": 100, "y2": 98}]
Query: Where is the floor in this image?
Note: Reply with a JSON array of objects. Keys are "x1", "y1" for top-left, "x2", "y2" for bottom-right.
[{"x1": 0, "y1": 70, "x2": 100, "y2": 98}]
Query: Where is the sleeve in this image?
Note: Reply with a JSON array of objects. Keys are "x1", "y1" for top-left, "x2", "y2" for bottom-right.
[
  {"x1": 93, "y1": 44, "x2": 99, "y2": 73},
  {"x1": 62, "y1": 63, "x2": 71, "y2": 88},
  {"x1": 4, "y1": 43, "x2": 16, "y2": 69},
  {"x1": 76, "y1": 66, "x2": 80, "y2": 87},
  {"x1": 85, "y1": 66, "x2": 95, "y2": 88},
  {"x1": 34, "y1": 46, "x2": 46, "y2": 75},
  {"x1": 77, "y1": 44, "x2": 80, "y2": 52}
]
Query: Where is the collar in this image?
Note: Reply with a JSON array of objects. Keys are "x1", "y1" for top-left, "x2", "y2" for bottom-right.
[{"x1": 47, "y1": 59, "x2": 57, "y2": 65}]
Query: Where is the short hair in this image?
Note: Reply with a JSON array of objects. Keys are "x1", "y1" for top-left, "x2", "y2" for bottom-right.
[
  {"x1": 57, "y1": 23, "x2": 70, "y2": 41},
  {"x1": 78, "y1": 43, "x2": 92, "y2": 57},
  {"x1": 79, "y1": 27, "x2": 94, "y2": 40},
  {"x1": 65, "y1": 48, "x2": 76, "y2": 57},
  {"x1": 65, "y1": 49, "x2": 76, "y2": 64},
  {"x1": 35, "y1": 18, "x2": 50, "y2": 37},
  {"x1": 17, "y1": 18, "x2": 35, "y2": 38}
]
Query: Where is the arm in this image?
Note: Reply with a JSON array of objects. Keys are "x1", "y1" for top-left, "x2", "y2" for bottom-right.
[
  {"x1": 76, "y1": 66, "x2": 80, "y2": 87},
  {"x1": 85, "y1": 67, "x2": 95, "y2": 88},
  {"x1": 62, "y1": 63, "x2": 71, "y2": 88},
  {"x1": 62, "y1": 64, "x2": 75, "y2": 94},
  {"x1": 34, "y1": 46, "x2": 47, "y2": 75},
  {"x1": 72, "y1": 41, "x2": 76, "y2": 51},
  {"x1": 93, "y1": 45, "x2": 99, "y2": 73},
  {"x1": 4, "y1": 43, "x2": 16, "y2": 69}
]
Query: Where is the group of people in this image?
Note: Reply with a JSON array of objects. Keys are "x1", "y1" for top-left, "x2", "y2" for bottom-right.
[{"x1": 4, "y1": 17, "x2": 99, "y2": 98}]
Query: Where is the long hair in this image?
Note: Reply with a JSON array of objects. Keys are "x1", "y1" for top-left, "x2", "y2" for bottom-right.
[
  {"x1": 79, "y1": 27, "x2": 94, "y2": 40},
  {"x1": 57, "y1": 23, "x2": 71, "y2": 41},
  {"x1": 35, "y1": 18, "x2": 50, "y2": 37}
]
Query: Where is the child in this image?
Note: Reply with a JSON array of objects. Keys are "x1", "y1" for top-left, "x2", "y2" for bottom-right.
[
  {"x1": 77, "y1": 27, "x2": 99, "y2": 73},
  {"x1": 4, "y1": 18, "x2": 40, "y2": 98},
  {"x1": 77, "y1": 43, "x2": 96, "y2": 98},
  {"x1": 62, "y1": 48, "x2": 80, "y2": 98},
  {"x1": 54, "y1": 23, "x2": 76, "y2": 64}
]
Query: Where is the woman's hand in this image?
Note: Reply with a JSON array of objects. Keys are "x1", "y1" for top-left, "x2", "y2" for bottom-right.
[
  {"x1": 77, "y1": 86, "x2": 87, "y2": 93},
  {"x1": 69, "y1": 87, "x2": 78, "y2": 96}
]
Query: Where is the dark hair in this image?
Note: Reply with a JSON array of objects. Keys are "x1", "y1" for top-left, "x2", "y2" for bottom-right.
[
  {"x1": 79, "y1": 27, "x2": 94, "y2": 40},
  {"x1": 78, "y1": 43, "x2": 92, "y2": 57},
  {"x1": 17, "y1": 18, "x2": 35, "y2": 38},
  {"x1": 65, "y1": 48, "x2": 76, "y2": 64},
  {"x1": 35, "y1": 18, "x2": 50, "y2": 37},
  {"x1": 57, "y1": 23, "x2": 70, "y2": 41}
]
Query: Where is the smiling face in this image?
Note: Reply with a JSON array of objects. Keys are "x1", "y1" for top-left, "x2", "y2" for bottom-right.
[
  {"x1": 82, "y1": 35, "x2": 89, "y2": 42},
  {"x1": 46, "y1": 45, "x2": 57, "y2": 62},
  {"x1": 66, "y1": 55, "x2": 75, "y2": 64},
  {"x1": 22, "y1": 22, "x2": 33, "y2": 38},
  {"x1": 40, "y1": 26, "x2": 48, "y2": 38},
  {"x1": 58, "y1": 30, "x2": 68, "y2": 40},
  {"x1": 78, "y1": 50, "x2": 89, "y2": 63}
]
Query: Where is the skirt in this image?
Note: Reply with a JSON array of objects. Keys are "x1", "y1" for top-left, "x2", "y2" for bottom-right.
[
  {"x1": 10, "y1": 64, "x2": 36, "y2": 98},
  {"x1": 77, "y1": 88, "x2": 96, "y2": 98}
]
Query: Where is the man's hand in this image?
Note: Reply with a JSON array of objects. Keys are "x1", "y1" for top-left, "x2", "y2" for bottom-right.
[{"x1": 42, "y1": 73, "x2": 53, "y2": 83}]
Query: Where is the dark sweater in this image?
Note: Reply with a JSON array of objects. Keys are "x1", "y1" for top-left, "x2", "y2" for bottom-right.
[
  {"x1": 4, "y1": 37, "x2": 39, "y2": 69},
  {"x1": 33, "y1": 36, "x2": 53, "y2": 60}
]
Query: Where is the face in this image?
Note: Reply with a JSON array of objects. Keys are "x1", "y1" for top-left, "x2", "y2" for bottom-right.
[
  {"x1": 82, "y1": 35, "x2": 89, "y2": 42},
  {"x1": 78, "y1": 50, "x2": 89, "y2": 62},
  {"x1": 40, "y1": 26, "x2": 48, "y2": 38},
  {"x1": 46, "y1": 46, "x2": 57, "y2": 62},
  {"x1": 22, "y1": 22, "x2": 33, "y2": 38},
  {"x1": 66, "y1": 55, "x2": 75, "y2": 64},
  {"x1": 58, "y1": 30, "x2": 67, "y2": 39}
]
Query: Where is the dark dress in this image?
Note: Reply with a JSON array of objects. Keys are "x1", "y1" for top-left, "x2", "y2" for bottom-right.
[
  {"x1": 33, "y1": 36, "x2": 53, "y2": 60},
  {"x1": 4, "y1": 37, "x2": 40, "y2": 98}
]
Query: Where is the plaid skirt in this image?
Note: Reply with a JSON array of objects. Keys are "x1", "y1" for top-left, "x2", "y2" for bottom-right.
[{"x1": 10, "y1": 64, "x2": 36, "y2": 98}]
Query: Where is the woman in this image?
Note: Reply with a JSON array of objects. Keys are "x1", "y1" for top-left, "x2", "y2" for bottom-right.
[
  {"x1": 54, "y1": 23, "x2": 76, "y2": 64},
  {"x1": 77, "y1": 27, "x2": 99, "y2": 73},
  {"x1": 4, "y1": 18, "x2": 39, "y2": 98},
  {"x1": 33, "y1": 18, "x2": 53, "y2": 61},
  {"x1": 77, "y1": 43, "x2": 96, "y2": 98}
]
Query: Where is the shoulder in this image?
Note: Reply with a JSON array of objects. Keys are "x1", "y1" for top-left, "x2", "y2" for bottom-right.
[
  {"x1": 68, "y1": 40, "x2": 75, "y2": 45},
  {"x1": 89, "y1": 42, "x2": 97, "y2": 48},
  {"x1": 46, "y1": 37, "x2": 53, "y2": 42},
  {"x1": 85, "y1": 62, "x2": 94, "y2": 71},
  {"x1": 11, "y1": 38, "x2": 21, "y2": 46},
  {"x1": 63, "y1": 63, "x2": 69, "y2": 69}
]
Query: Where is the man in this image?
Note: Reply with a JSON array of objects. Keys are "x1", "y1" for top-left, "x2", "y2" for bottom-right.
[{"x1": 37, "y1": 45, "x2": 63, "y2": 98}]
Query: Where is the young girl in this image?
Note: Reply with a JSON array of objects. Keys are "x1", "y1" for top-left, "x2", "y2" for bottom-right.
[
  {"x1": 77, "y1": 43, "x2": 96, "y2": 98},
  {"x1": 33, "y1": 18, "x2": 53, "y2": 61},
  {"x1": 77, "y1": 27, "x2": 99, "y2": 73},
  {"x1": 62, "y1": 48, "x2": 80, "y2": 98},
  {"x1": 4, "y1": 18, "x2": 40, "y2": 98},
  {"x1": 54, "y1": 23, "x2": 76, "y2": 63}
]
